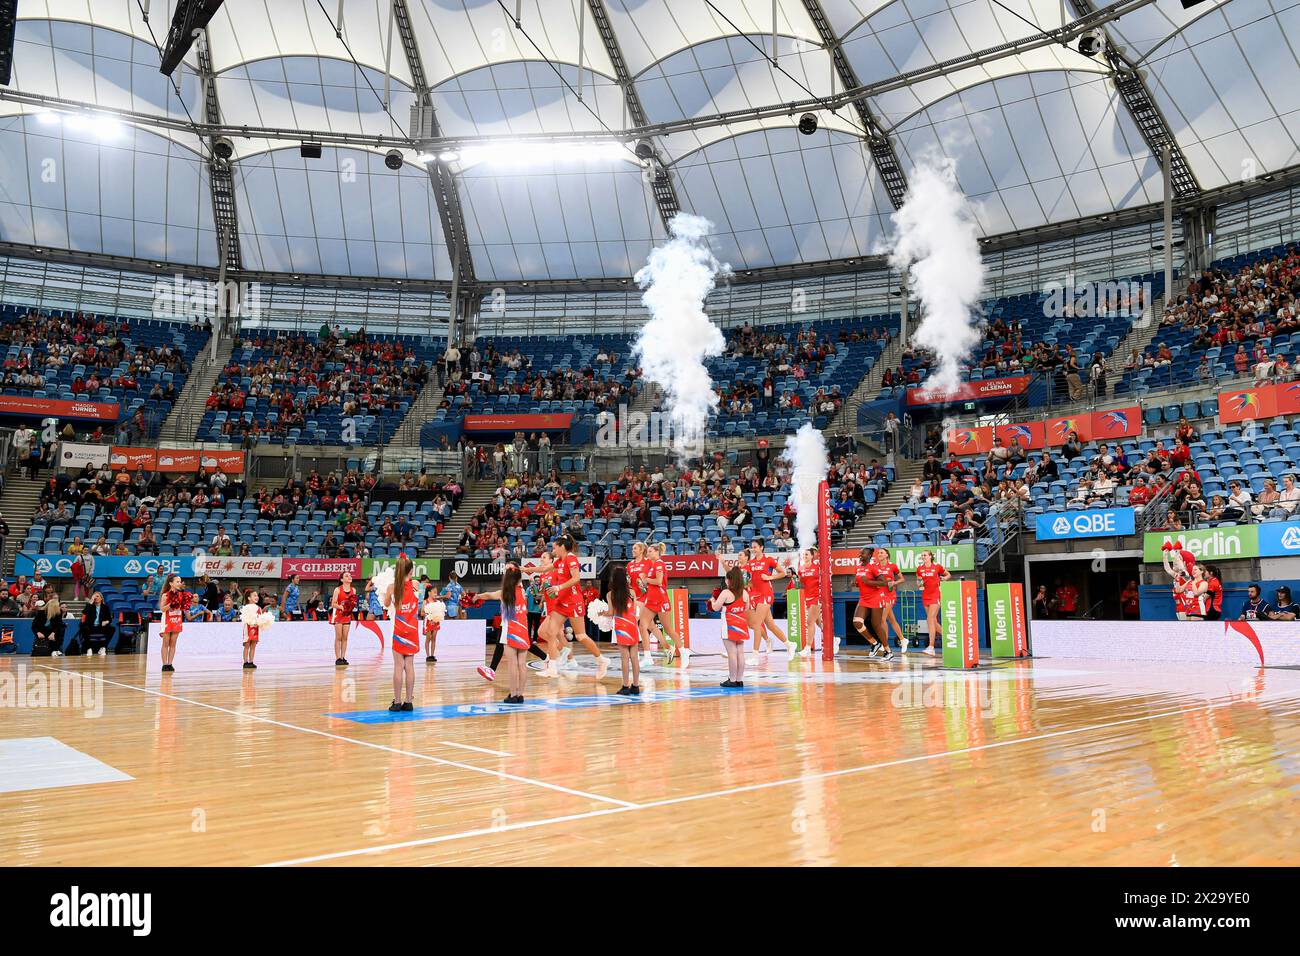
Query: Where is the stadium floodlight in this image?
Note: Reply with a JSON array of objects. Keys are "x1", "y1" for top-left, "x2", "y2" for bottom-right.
[
  {"x1": 159, "y1": 1, "x2": 226, "y2": 77},
  {"x1": 634, "y1": 140, "x2": 654, "y2": 161},
  {"x1": 212, "y1": 136, "x2": 234, "y2": 161},
  {"x1": 797, "y1": 113, "x2": 819, "y2": 135},
  {"x1": 1077, "y1": 29, "x2": 1105, "y2": 57},
  {"x1": 384, "y1": 149, "x2": 404, "y2": 170}
]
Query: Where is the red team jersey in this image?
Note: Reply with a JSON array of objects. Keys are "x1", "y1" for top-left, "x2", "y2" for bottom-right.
[
  {"x1": 746, "y1": 555, "x2": 779, "y2": 606},
  {"x1": 643, "y1": 559, "x2": 669, "y2": 614},
  {"x1": 798, "y1": 564, "x2": 820, "y2": 603},
  {"x1": 722, "y1": 590, "x2": 749, "y2": 642},
  {"x1": 626, "y1": 558, "x2": 647, "y2": 601},
  {"x1": 612, "y1": 609, "x2": 640, "y2": 646},
  {"x1": 392, "y1": 580, "x2": 420, "y2": 655},
  {"x1": 877, "y1": 562, "x2": 901, "y2": 605},
  {"x1": 855, "y1": 565, "x2": 881, "y2": 608},
  {"x1": 548, "y1": 554, "x2": 584, "y2": 617},
  {"x1": 503, "y1": 584, "x2": 530, "y2": 649},
  {"x1": 916, "y1": 562, "x2": 944, "y2": 605}
]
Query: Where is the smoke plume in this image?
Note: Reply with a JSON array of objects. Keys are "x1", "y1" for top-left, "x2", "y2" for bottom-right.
[{"x1": 781, "y1": 422, "x2": 829, "y2": 552}]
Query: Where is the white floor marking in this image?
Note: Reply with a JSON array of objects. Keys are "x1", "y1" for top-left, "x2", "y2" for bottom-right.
[
  {"x1": 35, "y1": 666, "x2": 636, "y2": 809},
  {"x1": 437, "y1": 740, "x2": 513, "y2": 757},
  {"x1": 0, "y1": 737, "x2": 133, "y2": 794},
  {"x1": 259, "y1": 693, "x2": 1268, "y2": 866}
]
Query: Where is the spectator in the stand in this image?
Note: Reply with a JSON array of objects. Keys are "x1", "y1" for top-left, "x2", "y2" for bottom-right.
[
  {"x1": 1120, "y1": 580, "x2": 1140, "y2": 620},
  {"x1": 1272, "y1": 473, "x2": 1300, "y2": 518},
  {"x1": 1053, "y1": 579, "x2": 1080, "y2": 618},
  {"x1": 1266, "y1": 586, "x2": 1299, "y2": 620},
  {"x1": 80, "y1": 592, "x2": 115, "y2": 655}
]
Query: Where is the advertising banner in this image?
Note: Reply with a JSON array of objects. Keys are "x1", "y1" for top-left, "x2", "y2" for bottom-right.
[
  {"x1": 785, "y1": 583, "x2": 804, "y2": 651},
  {"x1": 58, "y1": 442, "x2": 110, "y2": 470},
  {"x1": 0, "y1": 396, "x2": 119, "y2": 421},
  {"x1": 448, "y1": 555, "x2": 596, "y2": 580},
  {"x1": 1142, "y1": 526, "x2": 1260, "y2": 563},
  {"x1": 1034, "y1": 507, "x2": 1136, "y2": 540},
  {"x1": 669, "y1": 587, "x2": 691, "y2": 653},
  {"x1": 462, "y1": 414, "x2": 573, "y2": 432},
  {"x1": 15, "y1": 553, "x2": 194, "y2": 579},
  {"x1": 906, "y1": 376, "x2": 1031, "y2": 407},
  {"x1": 1090, "y1": 405, "x2": 1142, "y2": 440},
  {"x1": 194, "y1": 555, "x2": 282, "y2": 579},
  {"x1": 280, "y1": 557, "x2": 362, "y2": 580},
  {"x1": 994, "y1": 421, "x2": 1046, "y2": 451},
  {"x1": 939, "y1": 579, "x2": 980, "y2": 669},
  {"x1": 946, "y1": 426, "x2": 993, "y2": 456},
  {"x1": 360, "y1": 557, "x2": 442, "y2": 581},
  {"x1": 987, "y1": 582, "x2": 1028, "y2": 658},
  {"x1": 1045, "y1": 414, "x2": 1092, "y2": 446}
]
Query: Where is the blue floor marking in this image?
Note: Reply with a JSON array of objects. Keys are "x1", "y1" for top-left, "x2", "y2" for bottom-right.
[{"x1": 328, "y1": 685, "x2": 784, "y2": 723}]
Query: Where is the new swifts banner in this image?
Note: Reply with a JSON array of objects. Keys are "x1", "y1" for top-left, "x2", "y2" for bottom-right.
[
  {"x1": 1218, "y1": 381, "x2": 1300, "y2": 423},
  {"x1": 994, "y1": 421, "x2": 1046, "y2": 451},
  {"x1": 106, "y1": 446, "x2": 245, "y2": 473},
  {"x1": 946, "y1": 426, "x2": 993, "y2": 455},
  {"x1": 906, "y1": 376, "x2": 1031, "y2": 407}
]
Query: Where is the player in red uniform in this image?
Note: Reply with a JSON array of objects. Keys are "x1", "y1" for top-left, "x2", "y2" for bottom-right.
[
  {"x1": 478, "y1": 563, "x2": 531, "y2": 704},
  {"x1": 1203, "y1": 564, "x2": 1224, "y2": 621},
  {"x1": 915, "y1": 550, "x2": 951, "y2": 656},
  {"x1": 330, "y1": 571, "x2": 357, "y2": 666},
  {"x1": 537, "y1": 534, "x2": 607, "y2": 678},
  {"x1": 851, "y1": 548, "x2": 893, "y2": 660},
  {"x1": 873, "y1": 548, "x2": 906, "y2": 651},
  {"x1": 710, "y1": 565, "x2": 750, "y2": 688},
  {"x1": 385, "y1": 554, "x2": 420, "y2": 712},
  {"x1": 626, "y1": 541, "x2": 653, "y2": 668},
  {"x1": 158, "y1": 574, "x2": 187, "y2": 672},
  {"x1": 743, "y1": 540, "x2": 789, "y2": 660},
  {"x1": 795, "y1": 550, "x2": 824, "y2": 658},
  {"x1": 640, "y1": 542, "x2": 686, "y2": 666},
  {"x1": 605, "y1": 566, "x2": 643, "y2": 696}
]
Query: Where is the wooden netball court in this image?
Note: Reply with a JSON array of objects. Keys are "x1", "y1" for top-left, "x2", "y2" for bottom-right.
[{"x1": 3, "y1": 650, "x2": 1298, "y2": 866}]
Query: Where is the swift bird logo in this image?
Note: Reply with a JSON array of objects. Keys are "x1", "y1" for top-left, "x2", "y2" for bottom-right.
[
  {"x1": 952, "y1": 429, "x2": 978, "y2": 449},
  {"x1": 1005, "y1": 425, "x2": 1034, "y2": 443},
  {"x1": 1227, "y1": 391, "x2": 1259, "y2": 416},
  {"x1": 1224, "y1": 621, "x2": 1265, "y2": 667},
  {"x1": 1052, "y1": 418, "x2": 1079, "y2": 439},
  {"x1": 1098, "y1": 410, "x2": 1130, "y2": 433}
]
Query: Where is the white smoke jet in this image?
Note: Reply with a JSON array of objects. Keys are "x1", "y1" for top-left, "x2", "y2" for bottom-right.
[
  {"x1": 781, "y1": 422, "x2": 829, "y2": 552},
  {"x1": 633, "y1": 213, "x2": 730, "y2": 454},
  {"x1": 884, "y1": 157, "x2": 984, "y2": 397}
]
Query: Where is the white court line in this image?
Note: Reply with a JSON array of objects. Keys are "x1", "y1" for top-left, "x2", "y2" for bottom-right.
[
  {"x1": 437, "y1": 740, "x2": 513, "y2": 757},
  {"x1": 260, "y1": 693, "x2": 1270, "y2": 866},
  {"x1": 36, "y1": 667, "x2": 636, "y2": 809}
]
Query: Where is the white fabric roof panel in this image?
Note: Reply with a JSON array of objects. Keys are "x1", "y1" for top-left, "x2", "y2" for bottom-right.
[{"x1": 0, "y1": 0, "x2": 1298, "y2": 279}]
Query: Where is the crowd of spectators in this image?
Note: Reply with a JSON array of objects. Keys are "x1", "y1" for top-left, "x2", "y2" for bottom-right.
[{"x1": 439, "y1": 338, "x2": 638, "y2": 415}]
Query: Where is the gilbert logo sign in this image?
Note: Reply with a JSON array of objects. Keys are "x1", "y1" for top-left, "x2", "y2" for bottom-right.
[{"x1": 1035, "y1": 508, "x2": 1135, "y2": 541}]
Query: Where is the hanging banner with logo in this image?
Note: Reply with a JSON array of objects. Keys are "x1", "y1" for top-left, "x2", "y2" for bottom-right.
[
  {"x1": 1034, "y1": 507, "x2": 1136, "y2": 541},
  {"x1": 1089, "y1": 405, "x2": 1142, "y2": 440},
  {"x1": 1142, "y1": 526, "x2": 1260, "y2": 563},
  {"x1": 994, "y1": 421, "x2": 1046, "y2": 451},
  {"x1": 669, "y1": 587, "x2": 691, "y2": 654},
  {"x1": 194, "y1": 555, "x2": 282, "y2": 579},
  {"x1": 0, "y1": 396, "x2": 119, "y2": 421},
  {"x1": 462, "y1": 414, "x2": 573, "y2": 432},
  {"x1": 1045, "y1": 414, "x2": 1092, "y2": 446},
  {"x1": 360, "y1": 557, "x2": 442, "y2": 581},
  {"x1": 108, "y1": 446, "x2": 159, "y2": 470},
  {"x1": 946, "y1": 426, "x2": 993, "y2": 455},
  {"x1": 940, "y1": 579, "x2": 980, "y2": 669},
  {"x1": 987, "y1": 582, "x2": 1028, "y2": 658},
  {"x1": 449, "y1": 555, "x2": 597, "y2": 580},
  {"x1": 58, "y1": 442, "x2": 110, "y2": 470},
  {"x1": 785, "y1": 582, "x2": 805, "y2": 651},
  {"x1": 663, "y1": 553, "x2": 724, "y2": 579},
  {"x1": 280, "y1": 558, "x2": 362, "y2": 580}
]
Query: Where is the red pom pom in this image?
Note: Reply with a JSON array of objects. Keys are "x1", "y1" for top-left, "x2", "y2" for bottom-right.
[{"x1": 1161, "y1": 540, "x2": 1173, "y2": 552}]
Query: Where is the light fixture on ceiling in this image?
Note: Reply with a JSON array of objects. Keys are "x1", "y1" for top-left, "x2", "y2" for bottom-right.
[
  {"x1": 797, "y1": 113, "x2": 818, "y2": 135},
  {"x1": 300, "y1": 142, "x2": 322, "y2": 160},
  {"x1": 212, "y1": 136, "x2": 234, "y2": 161},
  {"x1": 634, "y1": 140, "x2": 654, "y2": 161},
  {"x1": 1077, "y1": 29, "x2": 1105, "y2": 58},
  {"x1": 384, "y1": 149, "x2": 404, "y2": 170}
]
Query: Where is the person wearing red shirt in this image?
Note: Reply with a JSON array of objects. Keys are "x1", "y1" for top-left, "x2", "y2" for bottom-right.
[
  {"x1": 534, "y1": 534, "x2": 606, "y2": 679},
  {"x1": 1202, "y1": 566, "x2": 1223, "y2": 621},
  {"x1": 915, "y1": 550, "x2": 951, "y2": 656},
  {"x1": 872, "y1": 548, "x2": 906, "y2": 652},
  {"x1": 640, "y1": 542, "x2": 686, "y2": 666},
  {"x1": 1053, "y1": 580, "x2": 1080, "y2": 618},
  {"x1": 795, "y1": 550, "x2": 824, "y2": 657},
  {"x1": 851, "y1": 547, "x2": 892, "y2": 660},
  {"x1": 625, "y1": 541, "x2": 653, "y2": 668},
  {"x1": 743, "y1": 540, "x2": 789, "y2": 661}
]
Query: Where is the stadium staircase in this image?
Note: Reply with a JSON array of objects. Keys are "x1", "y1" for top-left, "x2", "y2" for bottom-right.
[
  {"x1": 830, "y1": 330, "x2": 907, "y2": 436},
  {"x1": 1101, "y1": 297, "x2": 1164, "y2": 399},
  {"x1": 839, "y1": 456, "x2": 926, "y2": 552},
  {"x1": 1, "y1": 465, "x2": 51, "y2": 575},
  {"x1": 388, "y1": 375, "x2": 446, "y2": 450},
  {"x1": 157, "y1": 329, "x2": 237, "y2": 443},
  {"x1": 425, "y1": 479, "x2": 498, "y2": 558}
]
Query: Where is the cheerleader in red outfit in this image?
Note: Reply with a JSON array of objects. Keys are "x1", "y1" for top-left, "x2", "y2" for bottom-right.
[
  {"x1": 916, "y1": 550, "x2": 951, "y2": 656},
  {"x1": 709, "y1": 565, "x2": 749, "y2": 688},
  {"x1": 384, "y1": 555, "x2": 419, "y2": 712},
  {"x1": 606, "y1": 566, "x2": 642, "y2": 696},
  {"x1": 158, "y1": 575, "x2": 188, "y2": 672},
  {"x1": 796, "y1": 550, "x2": 824, "y2": 658},
  {"x1": 330, "y1": 571, "x2": 357, "y2": 666},
  {"x1": 478, "y1": 564, "x2": 530, "y2": 704}
]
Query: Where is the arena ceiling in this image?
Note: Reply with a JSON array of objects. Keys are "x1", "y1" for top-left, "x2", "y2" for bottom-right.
[{"x1": 0, "y1": 0, "x2": 1296, "y2": 286}]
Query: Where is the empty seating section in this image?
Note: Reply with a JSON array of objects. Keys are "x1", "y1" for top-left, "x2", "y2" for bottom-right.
[
  {"x1": 0, "y1": 304, "x2": 208, "y2": 435},
  {"x1": 197, "y1": 330, "x2": 436, "y2": 445}
]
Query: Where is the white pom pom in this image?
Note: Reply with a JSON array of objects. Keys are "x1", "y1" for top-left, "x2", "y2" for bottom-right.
[
  {"x1": 425, "y1": 599, "x2": 446, "y2": 622},
  {"x1": 240, "y1": 604, "x2": 259, "y2": 627},
  {"x1": 371, "y1": 567, "x2": 396, "y2": 605},
  {"x1": 586, "y1": 599, "x2": 613, "y2": 633},
  {"x1": 257, "y1": 611, "x2": 275, "y2": 631}
]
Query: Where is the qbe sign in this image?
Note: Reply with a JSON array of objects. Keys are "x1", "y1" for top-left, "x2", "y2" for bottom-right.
[{"x1": 1034, "y1": 507, "x2": 1136, "y2": 541}]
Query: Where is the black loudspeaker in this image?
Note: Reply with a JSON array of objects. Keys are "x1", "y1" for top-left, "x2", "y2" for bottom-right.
[
  {"x1": 1179, "y1": 0, "x2": 1210, "y2": 8},
  {"x1": 300, "y1": 142, "x2": 323, "y2": 160},
  {"x1": 0, "y1": 0, "x2": 17, "y2": 87}
]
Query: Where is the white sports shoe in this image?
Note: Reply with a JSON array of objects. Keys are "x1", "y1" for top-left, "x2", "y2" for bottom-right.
[
  {"x1": 595, "y1": 656, "x2": 609, "y2": 679},
  {"x1": 557, "y1": 647, "x2": 572, "y2": 668},
  {"x1": 833, "y1": 637, "x2": 842, "y2": 654},
  {"x1": 746, "y1": 653, "x2": 759, "y2": 666},
  {"x1": 680, "y1": 647, "x2": 692, "y2": 669},
  {"x1": 640, "y1": 651, "x2": 654, "y2": 669},
  {"x1": 541, "y1": 662, "x2": 558, "y2": 678},
  {"x1": 799, "y1": 646, "x2": 812, "y2": 659},
  {"x1": 98, "y1": 648, "x2": 107, "y2": 656},
  {"x1": 922, "y1": 647, "x2": 937, "y2": 656},
  {"x1": 85, "y1": 648, "x2": 93, "y2": 656}
]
